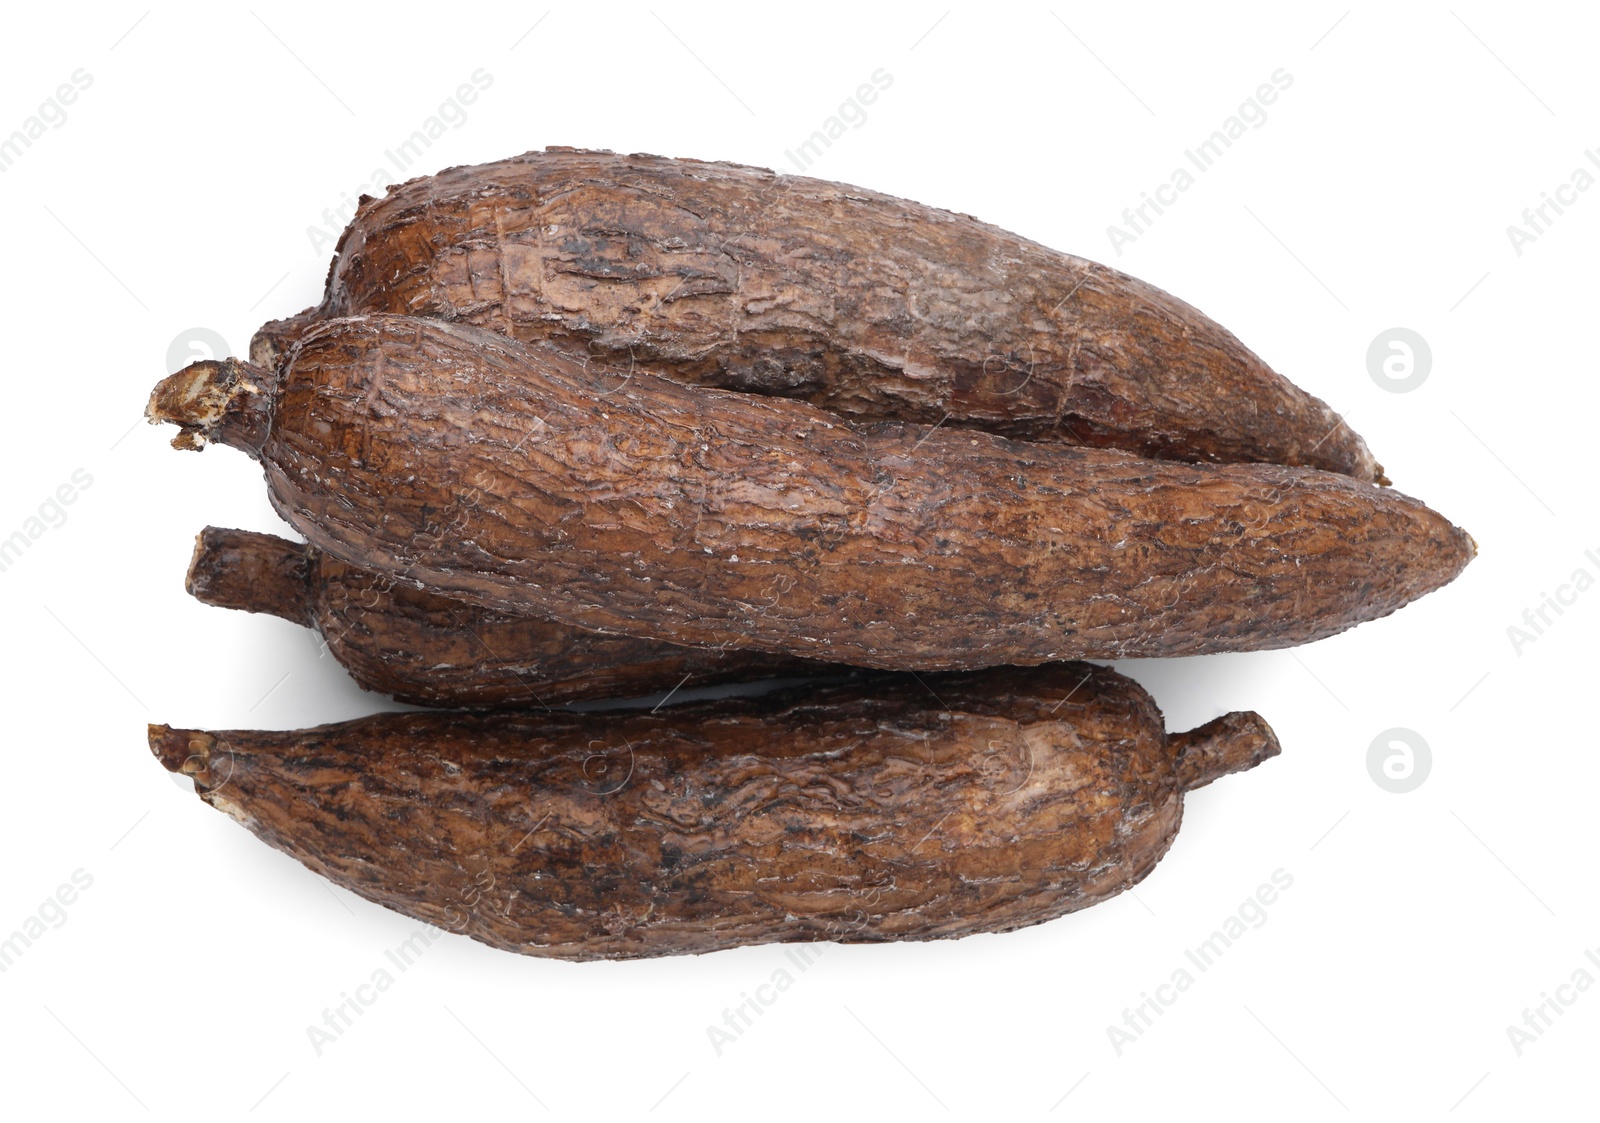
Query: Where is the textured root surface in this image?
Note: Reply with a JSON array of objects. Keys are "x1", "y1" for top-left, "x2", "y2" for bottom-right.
[
  {"x1": 206, "y1": 315, "x2": 1473, "y2": 671},
  {"x1": 255, "y1": 146, "x2": 1382, "y2": 481},
  {"x1": 149, "y1": 665, "x2": 1271, "y2": 960}
]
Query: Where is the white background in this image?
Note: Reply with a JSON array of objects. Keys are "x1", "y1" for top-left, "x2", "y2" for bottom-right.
[{"x1": 1, "y1": 3, "x2": 1594, "y2": 1119}]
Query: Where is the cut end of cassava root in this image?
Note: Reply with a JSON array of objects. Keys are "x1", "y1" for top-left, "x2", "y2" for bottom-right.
[
  {"x1": 186, "y1": 527, "x2": 315, "y2": 626},
  {"x1": 1170, "y1": 712, "x2": 1281, "y2": 791},
  {"x1": 148, "y1": 724, "x2": 214, "y2": 775},
  {"x1": 146, "y1": 358, "x2": 274, "y2": 451}
]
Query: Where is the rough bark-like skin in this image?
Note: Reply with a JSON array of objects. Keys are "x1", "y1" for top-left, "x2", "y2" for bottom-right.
[
  {"x1": 148, "y1": 664, "x2": 1280, "y2": 961},
  {"x1": 186, "y1": 526, "x2": 832, "y2": 708},
  {"x1": 184, "y1": 525, "x2": 315, "y2": 626},
  {"x1": 148, "y1": 316, "x2": 1474, "y2": 672},
  {"x1": 252, "y1": 146, "x2": 1382, "y2": 482}
]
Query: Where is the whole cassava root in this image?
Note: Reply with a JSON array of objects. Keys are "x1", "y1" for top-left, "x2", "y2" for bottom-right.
[
  {"x1": 187, "y1": 526, "x2": 831, "y2": 708},
  {"x1": 148, "y1": 315, "x2": 1473, "y2": 671},
  {"x1": 253, "y1": 146, "x2": 1383, "y2": 483},
  {"x1": 148, "y1": 664, "x2": 1280, "y2": 961}
]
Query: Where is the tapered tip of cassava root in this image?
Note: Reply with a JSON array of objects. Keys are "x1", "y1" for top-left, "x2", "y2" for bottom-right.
[
  {"x1": 1171, "y1": 712, "x2": 1281, "y2": 792},
  {"x1": 148, "y1": 724, "x2": 214, "y2": 774},
  {"x1": 146, "y1": 358, "x2": 272, "y2": 451},
  {"x1": 1336, "y1": 429, "x2": 1385, "y2": 487},
  {"x1": 1436, "y1": 520, "x2": 1478, "y2": 582}
]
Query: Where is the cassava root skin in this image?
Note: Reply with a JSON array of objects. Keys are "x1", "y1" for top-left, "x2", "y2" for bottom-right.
[
  {"x1": 253, "y1": 146, "x2": 1383, "y2": 482},
  {"x1": 149, "y1": 315, "x2": 1474, "y2": 671},
  {"x1": 149, "y1": 664, "x2": 1280, "y2": 961},
  {"x1": 187, "y1": 526, "x2": 834, "y2": 708},
  {"x1": 185, "y1": 526, "x2": 315, "y2": 626}
]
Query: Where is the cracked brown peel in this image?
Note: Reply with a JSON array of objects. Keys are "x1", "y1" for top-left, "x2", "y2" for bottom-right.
[
  {"x1": 149, "y1": 315, "x2": 1472, "y2": 672},
  {"x1": 187, "y1": 526, "x2": 834, "y2": 708},
  {"x1": 149, "y1": 664, "x2": 1279, "y2": 961},
  {"x1": 253, "y1": 146, "x2": 1382, "y2": 482}
]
